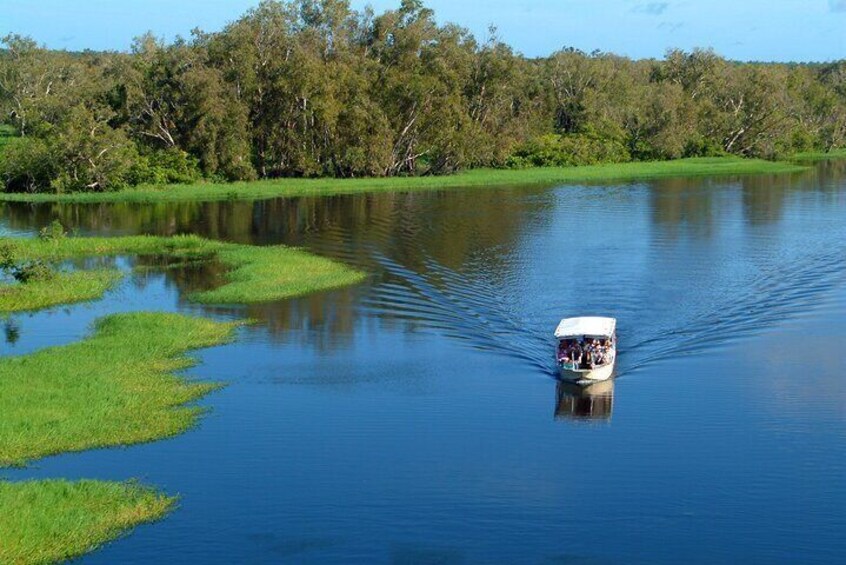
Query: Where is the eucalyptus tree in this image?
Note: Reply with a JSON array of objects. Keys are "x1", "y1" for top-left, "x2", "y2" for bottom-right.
[{"x1": 1, "y1": 1, "x2": 845, "y2": 193}]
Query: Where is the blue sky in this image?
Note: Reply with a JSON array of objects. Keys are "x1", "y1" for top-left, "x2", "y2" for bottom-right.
[{"x1": 3, "y1": 0, "x2": 845, "y2": 62}]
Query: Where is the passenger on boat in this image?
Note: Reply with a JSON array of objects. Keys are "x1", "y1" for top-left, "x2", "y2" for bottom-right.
[
  {"x1": 587, "y1": 338, "x2": 606, "y2": 368},
  {"x1": 558, "y1": 340, "x2": 569, "y2": 362},
  {"x1": 560, "y1": 340, "x2": 582, "y2": 366}
]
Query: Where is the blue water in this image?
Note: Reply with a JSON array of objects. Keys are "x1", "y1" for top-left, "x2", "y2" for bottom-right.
[{"x1": 2, "y1": 160, "x2": 845, "y2": 563}]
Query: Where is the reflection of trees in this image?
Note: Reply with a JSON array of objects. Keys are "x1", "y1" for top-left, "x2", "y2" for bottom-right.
[
  {"x1": 133, "y1": 255, "x2": 228, "y2": 297},
  {"x1": 241, "y1": 288, "x2": 364, "y2": 352},
  {"x1": 1, "y1": 188, "x2": 547, "y2": 275},
  {"x1": 815, "y1": 158, "x2": 846, "y2": 182},
  {"x1": 4, "y1": 189, "x2": 546, "y2": 347},
  {"x1": 647, "y1": 159, "x2": 846, "y2": 236},
  {"x1": 739, "y1": 161, "x2": 846, "y2": 225},
  {"x1": 3, "y1": 319, "x2": 20, "y2": 345},
  {"x1": 648, "y1": 177, "x2": 717, "y2": 239},
  {"x1": 554, "y1": 380, "x2": 614, "y2": 421},
  {"x1": 5, "y1": 159, "x2": 843, "y2": 349}
]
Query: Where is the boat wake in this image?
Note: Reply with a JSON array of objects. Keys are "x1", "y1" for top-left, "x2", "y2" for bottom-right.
[
  {"x1": 360, "y1": 242, "x2": 846, "y2": 379},
  {"x1": 362, "y1": 250, "x2": 552, "y2": 374}
]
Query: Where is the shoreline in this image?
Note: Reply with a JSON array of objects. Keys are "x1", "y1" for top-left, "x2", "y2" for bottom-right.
[
  {"x1": 0, "y1": 157, "x2": 808, "y2": 205},
  {"x1": 1, "y1": 235, "x2": 366, "y2": 312}
]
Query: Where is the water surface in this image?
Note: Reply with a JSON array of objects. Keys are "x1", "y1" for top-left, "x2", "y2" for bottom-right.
[{"x1": 2, "y1": 160, "x2": 845, "y2": 563}]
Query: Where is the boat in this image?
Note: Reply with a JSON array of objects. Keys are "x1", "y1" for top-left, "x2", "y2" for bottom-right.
[{"x1": 554, "y1": 316, "x2": 617, "y2": 382}]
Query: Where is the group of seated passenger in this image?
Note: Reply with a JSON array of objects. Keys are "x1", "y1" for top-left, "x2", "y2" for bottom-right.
[{"x1": 558, "y1": 337, "x2": 613, "y2": 369}]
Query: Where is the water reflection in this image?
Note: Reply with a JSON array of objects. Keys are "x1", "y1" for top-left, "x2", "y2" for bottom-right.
[
  {"x1": 3, "y1": 163, "x2": 846, "y2": 563},
  {"x1": 3, "y1": 319, "x2": 20, "y2": 345},
  {"x1": 1, "y1": 161, "x2": 845, "y2": 375},
  {"x1": 554, "y1": 380, "x2": 615, "y2": 422}
]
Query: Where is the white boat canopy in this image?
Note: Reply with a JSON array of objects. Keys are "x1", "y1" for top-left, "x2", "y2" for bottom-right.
[{"x1": 555, "y1": 317, "x2": 616, "y2": 339}]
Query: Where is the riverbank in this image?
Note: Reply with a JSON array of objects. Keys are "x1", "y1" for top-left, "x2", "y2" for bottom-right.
[
  {"x1": 791, "y1": 149, "x2": 846, "y2": 162},
  {"x1": 0, "y1": 157, "x2": 808, "y2": 204},
  {"x1": 0, "y1": 234, "x2": 366, "y2": 312},
  {"x1": 0, "y1": 479, "x2": 174, "y2": 565}
]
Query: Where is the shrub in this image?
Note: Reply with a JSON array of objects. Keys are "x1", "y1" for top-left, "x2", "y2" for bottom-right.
[
  {"x1": 39, "y1": 220, "x2": 68, "y2": 242},
  {"x1": 0, "y1": 242, "x2": 55, "y2": 283},
  {"x1": 506, "y1": 134, "x2": 630, "y2": 168},
  {"x1": 0, "y1": 137, "x2": 55, "y2": 192},
  {"x1": 12, "y1": 260, "x2": 55, "y2": 283},
  {"x1": 127, "y1": 148, "x2": 202, "y2": 186}
]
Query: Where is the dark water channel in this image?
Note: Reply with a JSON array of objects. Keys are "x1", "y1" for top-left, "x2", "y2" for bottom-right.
[{"x1": 2, "y1": 160, "x2": 846, "y2": 563}]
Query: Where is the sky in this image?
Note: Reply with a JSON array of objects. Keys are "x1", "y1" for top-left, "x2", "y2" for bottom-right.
[{"x1": 3, "y1": 0, "x2": 845, "y2": 62}]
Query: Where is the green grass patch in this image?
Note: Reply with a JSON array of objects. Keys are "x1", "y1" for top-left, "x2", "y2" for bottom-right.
[
  {"x1": 0, "y1": 234, "x2": 365, "y2": 312},
  {"x1": 0, "y1": 157, "x2": 808, "y2": 204},
  {"x1": 0, "y1": 479, "x2": 174, "y2": 565},
  {"x1": 790, "y1": 148, "x2": 846, "y2": 162},
  {"x1": 0, "y1": 269, "x2": 122, "y2": 313},
  {"x1": 0, "y1": 312, "x2": 239, "y2": 467}
]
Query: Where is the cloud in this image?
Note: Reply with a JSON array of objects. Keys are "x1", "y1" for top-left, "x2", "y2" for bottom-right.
[
  {"x1": 831, "y1": 0, "x2": 846, "y2": 12},
  {"x1": 634, "y1": 2, "x2": 670, "y2": 15}
]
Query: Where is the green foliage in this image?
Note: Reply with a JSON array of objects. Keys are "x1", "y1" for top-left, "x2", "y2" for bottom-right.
[
  {"x1": 0, "y1": 241, "x2": 16, "y2": 272},
  {"x1": 0, "y1": 124, "x2": 16, "y2": 151},
  {"x1": 48, "y1": 106, "x2": 140, "y2": 193},
  {"x1": 1, "y1": 4, "x2": 844, "y2": 194},
  {"x1": 506, "y1": 133, "x2": 630, "y2": 168},
  {"x1": 38, "y1": 219, "x2": 67, "y2": 241},
  {"x1": 0, "y1": 241, "x2": 54, "y2": 284},
  {"x1": 0, "y1": 479, "x2": 174, "y2": 565},
  {"x1": 0, "y1": 136, "x2": 55, "y2": 192},
  {"x1": 127, "y1": 148, "x2": 202, "y2": 185},
  {"x1": 8, "y1": 260, "x2": 54, "y2": 283},
  {"x1": 0, "y1": 157, "x2": 807, "y2": 204}
]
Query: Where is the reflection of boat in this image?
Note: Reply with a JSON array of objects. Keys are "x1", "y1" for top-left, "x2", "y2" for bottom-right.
[
  {"x1": 555, "y1": 380, "x2": 614, "y2": 421},
  {"x1": 554, "y1": 317, "x2": 617, "y2": 381}
]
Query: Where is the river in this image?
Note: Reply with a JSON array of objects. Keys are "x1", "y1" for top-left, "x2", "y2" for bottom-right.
[{"x1": 2, "y1": 159, "x2": 845, "y2": 563}]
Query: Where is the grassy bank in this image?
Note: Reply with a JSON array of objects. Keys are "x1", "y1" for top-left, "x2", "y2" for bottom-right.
[
  {"x1": 0, "y1": 312, "x2": 238, "y2": 467},
  {"x1": 0, "y1": 235, "x2": 365, "y2": 312},
  {"x1": 0, "y1": 479, "x2": 174, "y2": 565},
  {"x1": 791, "y1": 149, "x2": 846, "y2": 162},
  {"x1": 0, "y1": 269, "x2": 121, "y2": 313},
  {"x1": 0, "y1": 157, "x2": 808, "y2": 204}
]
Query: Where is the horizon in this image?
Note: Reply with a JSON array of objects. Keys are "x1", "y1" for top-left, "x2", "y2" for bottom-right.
[{"x1": 3, "y1": 0, "x2": 845, "y2": 63}]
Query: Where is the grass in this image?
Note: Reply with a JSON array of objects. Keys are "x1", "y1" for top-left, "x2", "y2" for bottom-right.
[
  {"x1": 0, "y1": 479, "x2": 174, "y2": 565},
  {"x1": 0, "y1": 269, "x2": 122, "y2": 312},
  {"x1": 0, "y1": 156, "x2": 808, "y2": 204},
  {"x1": 790, "y1": 148, "x2": 846, "y2": 162},
  {"x1": 0, "y1": 234, "x2": 365, "y2": 312},
  {"x1": 0, "y1": 311, "x2": 239, "y2": 467}
]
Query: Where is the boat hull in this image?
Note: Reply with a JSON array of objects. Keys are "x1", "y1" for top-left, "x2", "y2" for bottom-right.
[{"x1": 558, "y1": 362, "x2": 614, "y2": 382}]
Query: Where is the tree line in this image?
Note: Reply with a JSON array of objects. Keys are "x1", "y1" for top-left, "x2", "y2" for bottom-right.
[{"x1": 1, "y1": 0, "x2": 844, "y2": 193}]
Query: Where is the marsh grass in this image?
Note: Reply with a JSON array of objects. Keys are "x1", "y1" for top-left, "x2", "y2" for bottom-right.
[
  {"x1": 0, "y1": 269, "x2": 122, "y2": 312},
  {"x1": 0, "y1": 311, "x2": 239, "y2": 467},
  {"x1": 0, "y1": 479, "x2": 174, "y2": 565},
  {"x1": 0, "y1": 235, "x2": 365, "y2": 312},
  {"x1": 791, "y1": 149, "x2": 846, "y2": 162},
  {"x1": 0, "y1": 157, "x2": 808, "y2": 204}
]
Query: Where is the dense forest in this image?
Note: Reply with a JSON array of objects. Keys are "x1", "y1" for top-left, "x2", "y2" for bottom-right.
[{"x1": 0, "y1": 0, "x2": 845, "y2": 193}]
